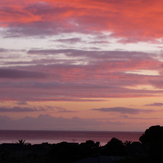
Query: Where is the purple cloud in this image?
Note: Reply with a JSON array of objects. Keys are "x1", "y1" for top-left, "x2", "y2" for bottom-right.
[
  {"x1": 149, "y1": 79, "x2": 163, "y2": 88},
  {"x1": 92, "y1": 107, "x2": 154, "y2": 114},
  {"x1": 145, "y1": 103, "x2": 163, "y2": 106},
  {"x1": 53, "y1": 38, "x2": 82, "y2": 43},
  {"x1": 27, "y1": 49, "x2": 156, "y2": 60},
  {"x1": 0, "y1": 106, "x2": 45, "y2": 112},
  {"x1": 54, "y1": 106, "x2": 77, "y2": 113},
  {"x1": 0, "y1": 69, "x2": 47, "y2": 79},
  {"x1": 1, "y1": 0, "x2": 163, "y2": 42},
  {"x1": 24, "y1": 2, "x2": 73, "y2": 16},
  {"x1": 0, "y1": 49, "x2": 162, "y2": 102},
  {"x1": 2, "y1": 22, "x2": 57, "y2": 38},
  {"x1": 0, "y1": 114, "x2": 125, "y2": 130},
  {"x1": 0, "y1": 79, "x2": 163, "y2": 102},
  {"x1": 0, "y1": 48, "x2": 8, "y2": 53},
  {"x1": 16, "y1": 101, "x2": 28, "y2": 105}
]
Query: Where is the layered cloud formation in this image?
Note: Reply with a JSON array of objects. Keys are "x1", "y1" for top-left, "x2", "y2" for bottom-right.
[
  {"x1": 0, "y1": 0, "x2": 163, "y2": 130},
  {"x1": 0, "y1": 48, "x2": 162, "y2": 101}
]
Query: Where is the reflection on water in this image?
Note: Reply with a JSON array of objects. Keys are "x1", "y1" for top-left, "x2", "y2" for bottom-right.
[{"x1": 0, "y1": 130, "x2": 143, "y2": 145}]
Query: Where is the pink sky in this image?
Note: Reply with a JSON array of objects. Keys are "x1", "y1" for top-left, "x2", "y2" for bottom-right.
[{"x1": 0, "y1": 0, "x2": 163, "y2": 131}]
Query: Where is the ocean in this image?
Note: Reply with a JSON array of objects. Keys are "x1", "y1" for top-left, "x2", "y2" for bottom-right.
[{"x1": 0, "y1": 130, "x2": 143, "y2": 146}]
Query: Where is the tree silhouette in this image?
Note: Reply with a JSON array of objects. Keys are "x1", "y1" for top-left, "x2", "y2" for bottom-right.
[
  {"x1": 101, "y1": 137, "x2": 126, "y2": 156},
  {"x1": 16, "y1": 139, "x2": 26, "y2": 145},
  {"x1": 124, "y1": 140, "x2": 132, "y2": 146}
]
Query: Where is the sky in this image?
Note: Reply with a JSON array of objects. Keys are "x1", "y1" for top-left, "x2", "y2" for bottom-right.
[{"x1": 0, "y1": 0, "x2": 163, "y2": 131}]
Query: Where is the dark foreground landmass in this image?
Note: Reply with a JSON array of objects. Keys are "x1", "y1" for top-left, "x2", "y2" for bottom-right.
[{"x1": 0, "y1": 125, "x2": 163, "y2": 163}]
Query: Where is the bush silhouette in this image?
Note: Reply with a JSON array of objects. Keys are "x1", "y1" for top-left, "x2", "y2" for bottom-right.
[
  {"x1": 139, "y1": 125, "x2": 163, "y2": 143},
  {"x1": 139, "y1": 125, "x2": 163, "y2": 162},
  {"x1": 101, "y1": 137, "x2": 126, "y2": 156}
]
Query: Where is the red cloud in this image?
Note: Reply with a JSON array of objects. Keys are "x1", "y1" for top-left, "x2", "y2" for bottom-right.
[{"x1": 1, "y1": 0, "x2": 163, "y2": 40}]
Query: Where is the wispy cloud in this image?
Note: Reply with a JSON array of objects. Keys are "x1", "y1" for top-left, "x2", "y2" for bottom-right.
[
  {"x1": 53, "y1": 38, "x2": 82, "y2": 43},
  {"x1": 92, "y1": 107, "x2": 155, "y2": 114},
  {"x1": 0, "y1": 69, "x2": 47, "y2": 79},
  {"x1": 1, "y1": 0, "x2": 163, "y2": 132},
  {"x1": 145, "y1": 103, "x2": 163, "y2": 106},
  {"x1": 0, "y1": 114, "x2": 126, "y2": 130},
  {"x1": 0, "y1": 0, "x2": 163, "y2": 103},
  {"x1": 0, "y1": 106, "x2": 45, "y2": 112},
  {"x1": 54, "y1": 106, "x2": 77, "y2": 113},
  {"x1": 0, "y1": 79, "x2": 163, "y2": 102},
  {"x1": 16, "y1": 101, "x2": 28, "y2": 105}
]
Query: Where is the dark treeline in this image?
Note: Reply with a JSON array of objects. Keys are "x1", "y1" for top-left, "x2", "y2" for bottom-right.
[{"x1": 0, "y1": 125, "x2": 163, "y2": 163}]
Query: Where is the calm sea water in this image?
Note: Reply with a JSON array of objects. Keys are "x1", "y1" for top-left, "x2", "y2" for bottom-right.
[{"x1": 0, "y1": 130, "x2": 143, "y2": 146}]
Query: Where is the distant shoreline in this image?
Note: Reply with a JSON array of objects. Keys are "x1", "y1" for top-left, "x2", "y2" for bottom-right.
[
  {"x1": 0, "y1": 129, "x2": 144, "y2": 132},
  {"x1": 0, "y1": 126, "x2": 163, "y2": 162},
  {"x1": 0, "y1": 130, "x2": 143, "y2": 146}
]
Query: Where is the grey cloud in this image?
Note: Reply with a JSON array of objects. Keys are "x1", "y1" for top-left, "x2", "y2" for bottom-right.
[
  {"x1": 120, "y1": 115, "x2": 129, "y2": 118},
  {"x1": 0, "y1": 114, "x2": 125, "y2": 130},
  {"x1": 31, "y1": 81, "x2": 110, "y2": 89},
  {"x1": 145, "y1": 103, "x2": 163, "y2": 106},
  {"x1": 0, "y1": 69, "x2": 47, "y2": 79},
  {"x1": 27, "y1": 49, "x2": 161, "y2": 71},
  {"x1": 0, "y1": 80, "x2": 162, "y2": 102},
  {"x1": 27, "y1": 49, "x2": 156, "y2": 60},
  {"x1": 26, "y1": 49, "x2": 162, "y2": 77},
  {"x1": 90, "y1": 41, "x2": 109, "y2": 44},
  {"x1": 0, "y1": 106, "x2": 45, "y2": 112},
  {"x1": 54, "y1": 106, "x2": 77, "y2": 113},
  {"x1": 0, "y1": 48, "x2": 25, "y2": 53},
  {"x1": 16, "y1": 101, "x2": 28, "y2": 105},
  {"x1": 92, "y1": 107, "x2": 154, "y2": 114},
  {"x1": 0, "y1": 48, "x2": 8, "y2": 53},
  {"x1": 117, "y1": 37, "x2": 150, "y2": 44},
  {"x1": 2, "y1": 21, "x2": 63, "y2": 38},
  {"x1": 0, "y1": 48, "x2": 162, "y2": 102},
  {"x1": 2, "y1": 21, "x2": 86, "y2": 38},
  {"x1": 0, "y1": 81, "x2": 112, "y2": 89},
  {"x1": 54, "y1": 38, "x2": 82, "y2": 43},
  {"x1": 149, "y1": 80, "x2": 163, "y2": 88}
]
